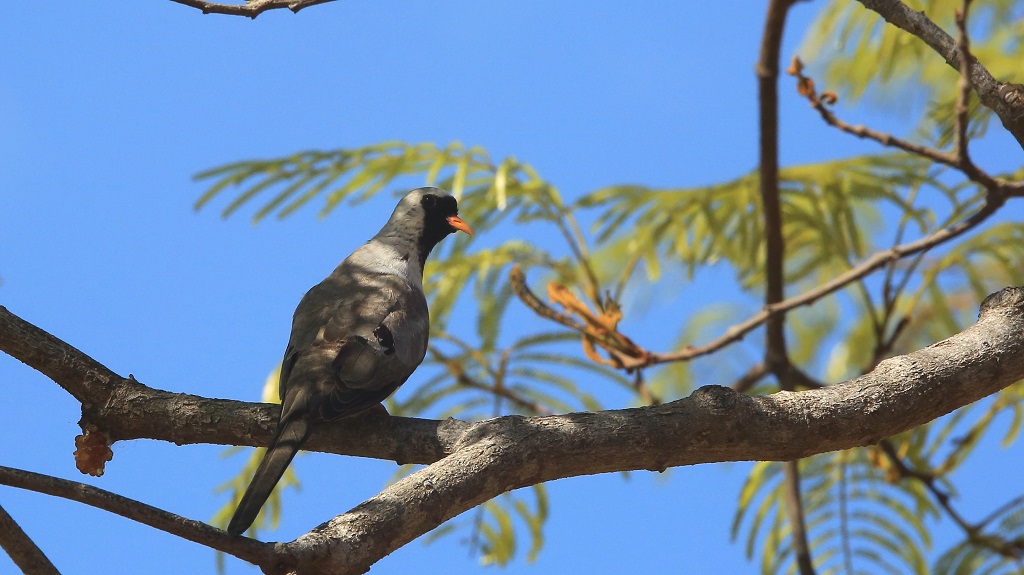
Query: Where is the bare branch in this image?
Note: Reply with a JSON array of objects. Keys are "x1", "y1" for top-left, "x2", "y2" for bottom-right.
[
  {"x1": 757, "y1": 0, "x2": 816, "y2": 569},
  {"x1": 783, "y1": 461, "x2": 816, "y2": 575},
  {"x1": 0, "y1": 504, "x2": 60, "y2": 575},
  {"x1": 169, "y1": 0, "x2": 335, "y2": 18},
  {"x1": 855, "y1": 0, "x2": 1024, "y2": 150},
  {"x1": 756, "y1": 0, "x2": 795, "y2": 373},
  {"x1": 508, "y1": 266, "x2": 648, "y2": 370},
  {"x1": 731, "y1": 363, "x2": 769, "y2": 393},
  {"x1": 953, "y1": 0, "x2": 975, "y2": 167},
  {"x1": 0, "y1": 305, "x2": 466, "y2": 466},
  {"x1": 429, "y1": 347, "x2": 555, "y2": 416},
  {"x1": 0, "y1": 467, "x2": 274, "y2": 566},
  {"x1": 788, "y1": 57, "x2": 1023, "y2": 195},
  {"x1": 0, "y1": 306, "x2": 127, "y2": 407},
  {"x1": 508, "y1": 265, "x2": 585, "y2": 333}
]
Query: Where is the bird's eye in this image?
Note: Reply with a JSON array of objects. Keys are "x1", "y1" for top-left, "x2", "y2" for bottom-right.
[{"x1": 421, "y1": 194, "x2": 437, "y2": 209}]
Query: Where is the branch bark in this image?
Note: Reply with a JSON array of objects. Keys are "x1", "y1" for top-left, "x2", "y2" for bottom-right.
[
  {"x1": 855, "y1": 0, "x2": 1024, "y2": 150},
  {"x1": 0, "y1": 467, "x2": 274, "y2": 567},
  {"x1": 0, "y1": 305, "x2": 466, "y2": 466},
  {"x1": 3, "y1": 287, "x2": 1024, "y2": 573},
  {"x1": 756, "y1": 0, "x2": 794, "y2": 371},
  {"x1": 0, "y1": 503, "x2": 59, "y2": 575},
  {"x1": 277, "y1": 287, "x2": 1024, "y2": 575},
  {"x1": 756, "y1": 1, "x2": 816, "y2": 572}
]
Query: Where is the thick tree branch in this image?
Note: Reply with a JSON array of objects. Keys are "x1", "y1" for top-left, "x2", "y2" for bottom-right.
[
  {"x1": 0, "y1": 503, "x2": 59, "y2": 575},
  {"x1": 855, "y1": 0, "x2": 1024, "y2": 150},
  {"x1": 3, "y1": 288, "x2": 1024, "y2": 573},
  {"x1": 0, "y1": 305, "x2": 466, "y2": 466},
  {"x1": 0, "y1": 307, "x2": 125, "y2": 408},
  {"x1": 169, "y1": 0, "x2": 335, "y2": 18},
  {"x1": 273, "y1": 287, "x2": 1024, "y2": 575}
]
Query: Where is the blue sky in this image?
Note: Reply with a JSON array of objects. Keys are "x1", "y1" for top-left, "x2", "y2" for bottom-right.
[{"x1": 2, "y1": 2, "x2": 1022, "y2": 574}]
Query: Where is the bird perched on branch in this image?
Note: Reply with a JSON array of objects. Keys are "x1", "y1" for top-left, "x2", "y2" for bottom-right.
[{"x1": 227, "y1": 187, "x2": 472, "y2": 536}]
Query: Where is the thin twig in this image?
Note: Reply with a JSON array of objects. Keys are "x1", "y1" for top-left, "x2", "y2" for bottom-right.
[
  {"x1": 644, "y1": 193, "x2": 1008, "y2": 368},
  {"x1": 756, "y1": 0, "x2": 793, "y2": 375},
  {"x1": 757, "y1": 1, "x2": 815, "y2": 572},
  {"x1": 792, "y1": 64, "x2": 1019, "y2": 194},
  {"x1": 632, "y1": 368, "x2": 660, "y2": 406},
  {"x1": 508, "y1": 265, "x2": 585, "y2": 333},
  {"x1": 881, "y1": 185, "x2": 922, "y2": 320},
  {"x1": 877, "y1": 441, "x2": 972, "y2": 530},
  {"x1": 534, "y1": 189, "x2": 604, "y2": 310},
  {"x1": 561, "y1": 207, "x2": 605, "y2": 311},
  {"x1": 516, "y1": 187, "x2": 1010, "y2": 372},
  {"x1": 731, "y1": 363, "x2": 769, "y2": 393},
  {"x1": 953, "y1": 0, "x2": 975, "y2": 167},
  {"x1": 429, "y1": 347, "x2": 553, "y2": 416},
  {"x1": 838, "y1": 457, "x2": 855, "y2": 575},
  {"x1": 611, "y1": 245, "x2": 645, "y2": 305},
  {"x1": 0, "y1": 466, "x2": 275, "y2": 566},
  {"x1": 0, "y1": 503, "x2": 60, "y2": 575},
  {"x1": 508, "y1": 266, "x2": 646, "y2": 369},
  {"x1": 978, "y1": 493, "x2": 1024, "y2": 529},
  {"x1": 782, "y1": 461, "x2": 816, "y2": 575},
  {"x1": 855, "y1": 0, "x2": 1024, "y2": 149},
  {"x1": 879, "y1": 436, "x2": 1024, "y2": 559}
]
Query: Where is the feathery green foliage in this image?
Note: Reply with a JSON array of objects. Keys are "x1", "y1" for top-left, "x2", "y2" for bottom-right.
[{"x1": 734, "y1": 453, "x2": 937, "y2": 575}]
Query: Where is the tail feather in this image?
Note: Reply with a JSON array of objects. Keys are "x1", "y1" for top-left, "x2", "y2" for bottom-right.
[{"x1": 227, "y1": 418, "x2": 311, "y2": 536}]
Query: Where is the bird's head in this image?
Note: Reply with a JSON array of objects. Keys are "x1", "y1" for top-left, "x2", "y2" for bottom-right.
[{"x1": 379, "y1": 187, "x2": 473, "y2": 265}]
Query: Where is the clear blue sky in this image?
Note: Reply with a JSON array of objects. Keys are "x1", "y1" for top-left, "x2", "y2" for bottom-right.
[{"x1": 2, "y1": 2, "x2": 1021, "y2": 574}]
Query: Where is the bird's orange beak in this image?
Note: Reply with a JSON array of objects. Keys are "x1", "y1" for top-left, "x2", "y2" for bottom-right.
[{"x1": 447, "y1": 215, "x2": 473, "y2": 236}]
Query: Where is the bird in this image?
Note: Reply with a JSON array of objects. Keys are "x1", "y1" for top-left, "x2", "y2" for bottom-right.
[{"x1": 227, "y1": 186, "x2": 472, "y2": 536}]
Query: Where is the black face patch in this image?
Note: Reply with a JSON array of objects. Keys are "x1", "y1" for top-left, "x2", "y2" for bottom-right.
[
  {"x1": 374, "y1": 325, "x2": 396, "y2": 355},
  {"x1": 416, "y1": 193, "x2": 461, "y2": 267}
]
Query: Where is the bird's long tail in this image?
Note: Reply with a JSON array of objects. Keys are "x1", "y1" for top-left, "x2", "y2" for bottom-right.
[{"x1": 227, "y1": 417, "x2": 311, "y2": 536}]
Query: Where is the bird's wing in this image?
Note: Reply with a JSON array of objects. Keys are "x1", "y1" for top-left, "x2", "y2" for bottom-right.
[
  {"x1": 229, "y1": 275, "x2": 425, "y2": 535},
  {"x1": 280, "y1": 272, "x2": 429, "y2": 423}
]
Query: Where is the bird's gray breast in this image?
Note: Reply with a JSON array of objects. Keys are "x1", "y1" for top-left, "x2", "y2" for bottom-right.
[{"x1": 281, "y1": 258, "x2": 428, "y2": 398}]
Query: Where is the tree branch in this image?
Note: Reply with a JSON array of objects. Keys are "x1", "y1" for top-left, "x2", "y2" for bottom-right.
[
  {"x1": 3, "y1": 287, "x2": 1024, "y2": 573},
  {"x1": 953, "y1": 0, "x2": 975, "y2": 168},
  {"x1": 0, "y1": 503, "x2": 60, "y2": 575},
  {"x1": 855, "y1": 0, "x2": 1024, "y2": 150},
  {"x1": 169, "y1": 0, "x2": 336, "y2": 18},
  {"x1": 0, "y1": 305, "x2": 466, "y2": 467},
  {"x1": 756, "y1": 0, "x2": 794, "y2": 372},
  {"x1": 0, "y1": 467, "x2": 274, "y2": 567},
  {"x1": 756, "y1": 0, "x2": 816, "y2": 570},
  {"x1": 274, "y1": 286, "x2": 1024, "y2": 575}
]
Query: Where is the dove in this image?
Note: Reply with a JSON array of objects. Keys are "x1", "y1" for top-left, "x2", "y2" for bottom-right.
[{"x1": 227, "y1": 187, "x2": 472, "y2": 536}]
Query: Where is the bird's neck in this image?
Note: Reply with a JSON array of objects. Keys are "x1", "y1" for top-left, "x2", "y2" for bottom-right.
[{"x1": 350, "y1": 236, "x2": 425, "y2": 290}]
